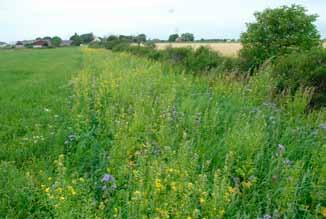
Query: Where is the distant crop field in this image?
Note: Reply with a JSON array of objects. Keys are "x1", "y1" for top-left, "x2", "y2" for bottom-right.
[
  {"x1": 156, "y1": 42, "x2": 242, "y2": 56},
  {"x1": 156, "y1": 42, "x2": 326, "y2": 57}
]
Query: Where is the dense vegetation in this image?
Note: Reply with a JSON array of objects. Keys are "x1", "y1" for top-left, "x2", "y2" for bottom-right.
[
  {"x1": 272, "y1": 48, "x2": 326, "y2": 107},
  {"x1": 240, "y1": 4, "x2": 321, "y2": 71},
  {"x1": 95, "y1": 5, "x2": 325, "y2": 108},
  {"x1": 0, "y1": 47, "x2": 325, "y2": 218}
]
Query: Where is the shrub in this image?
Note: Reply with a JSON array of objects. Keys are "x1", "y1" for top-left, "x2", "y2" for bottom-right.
[
  {"x1": 88, "y1": 41, "x2": 104, "y2": 48},
  {"x1": 111, "y1": 42, "x2": 130, "y2": 52},
  {"x1": 105, "y1": 42, "x2": 240, "y2": 75},
  {"x1": 240, "y1": 5, "x2": 321, "y2": 72},
  {"x1": 163, "y1": 47, "x2": 193, "y2": 65},
  {"x1": 272, "y1": 48, "x2": 326, "y2": 107},
  {"x1": 127, "y1": 46, "x2": 153, "y2": 57},
  {"x1": 105, "y1": 40, "x2": 129, "y2": 51},
  {"x1": 185, "y1": 46, "x2": 224, "y2": 72}
]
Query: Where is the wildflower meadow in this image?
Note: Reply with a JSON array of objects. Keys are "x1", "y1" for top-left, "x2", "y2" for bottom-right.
[{"x1": 0, "y1": 48, "x2": 325, "y2": 218}]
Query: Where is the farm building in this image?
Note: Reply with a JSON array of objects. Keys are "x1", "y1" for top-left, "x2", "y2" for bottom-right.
[
  {"x1": 60, "y1": 40, "x2": 73, "y2": 47},
  {"x1": 32, "y1": 40, "x2": 51, "y2": 48}
]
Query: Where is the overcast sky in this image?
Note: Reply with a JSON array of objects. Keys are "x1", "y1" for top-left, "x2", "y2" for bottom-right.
[{"x1": 1, "y1": 0, "x2": 326, "y2": 43}]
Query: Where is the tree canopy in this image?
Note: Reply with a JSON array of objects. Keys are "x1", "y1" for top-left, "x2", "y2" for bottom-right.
[
  {"x1": 70, "y1": 33, "x2": 82, "y2": 46},
  {"x1": 51, "y1": 36, "x2": 62, "y2": 47},
  {"x1": 80, "y1": 33, "x2": 94, "y2": 44},
  {"x1": 240, "y1": 4, "x2": 321, "y2": 71},
  {"x1": 181, "y1": 33, "x2": 195, "y2": 42},
  {"x1": 168, "y1": 34, "x2": 179, "y2": 42}
]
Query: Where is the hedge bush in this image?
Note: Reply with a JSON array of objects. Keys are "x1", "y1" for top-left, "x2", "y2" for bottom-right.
[
  {"x1": 272, "y1": 48, "x2": 326, "y2": 107},
  {"x1": 125, "y1": 45, "x2": 240, "y2": 74}
]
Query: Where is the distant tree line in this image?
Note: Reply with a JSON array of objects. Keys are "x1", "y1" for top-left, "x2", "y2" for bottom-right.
[
  {"x1": 168, "y1": 33, "x2": 194, "y2": 42},
  {"x1": 69, "y1": 33, "x2": 95, "y2": 46}
]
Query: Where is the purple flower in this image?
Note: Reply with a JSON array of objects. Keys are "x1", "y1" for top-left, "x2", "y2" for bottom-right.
[{"x1": 102, "y1": 174, "x2": 115, "y2": 183}]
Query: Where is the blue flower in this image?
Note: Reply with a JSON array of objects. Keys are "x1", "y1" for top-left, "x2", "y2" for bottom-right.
[{"x1": 102, "y1": 174, "x2": 115, "y2": 183}]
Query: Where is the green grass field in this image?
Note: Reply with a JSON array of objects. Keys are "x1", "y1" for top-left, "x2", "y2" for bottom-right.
[{"x1": 0, "y1": 48, "x2": 325, "y2": 218}]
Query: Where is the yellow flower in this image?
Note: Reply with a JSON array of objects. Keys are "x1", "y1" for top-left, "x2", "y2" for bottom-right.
[
  {"x1": 59, "y1": 196, "x2": 65, "y2": 201},
  {"x1": 56, "y1": 187, "x2": 63, "y2": 193},
  {"x1": 156, "y1": 208, "x2": 168, "y2": 218},
  {"x1": 242, "y1": 181, "x2": 252, "y2": 189},
  {"x1": 321, "y1": 207, "x2": 326, "y2": 217},
  {"x1": 228, "y1": 186, "x2": 237, "y2": 194},
  {"x1": 199, "y1": 197, "x2": 205, "y2": 204},
  {"x1": 44, "y1": 187, "x2": 50, "y2": 193},
  {"x1": 155, "y1": 179, "x2": 162, "y2": 191},
  {"x1": 132, "y1": 190, "x2": 142, "y2": 201},
  {"x1": 68, "y1": 186, "x2": 76, "y2": 195},
  {"x1": 99, "y1": 202, "x2": 105, "y2": 210},
  {"x1": 187, "y1": 182, "x2": 193, "y2": 190},
  {"x1": 170, "y1": 182, "x2": 177, "y2": 192}
]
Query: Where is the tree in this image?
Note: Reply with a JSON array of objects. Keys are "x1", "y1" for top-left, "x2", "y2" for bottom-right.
[
  {"x1": 119, "y1": 35, "x2": 133, "y2": 42},
  {"x1": 181, "y1": 33, "x2": 194, "y2": 42},
  {"x1": 240, "y1": 4, "x2": 321, "y2": 71},
  {"x1": 51, "y1": 36, "x2": 62, "y2": 47},
  {"x1": 80, "y1": 33, "x2": 94, "y2": 44},
  {"x1": 107, "y1": 35, "x2": 118, "y2": 41},
  {"x1": 168, "y1": 34, "x2": 179, "y2": 42},
  {"x1": 136, "y1": 34, "x2": 147, "y2": 45},
  {"x1": 70, "y1": 33, "x2": 82, "y2": 46}
]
